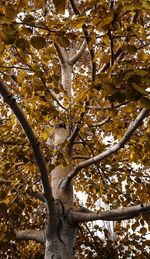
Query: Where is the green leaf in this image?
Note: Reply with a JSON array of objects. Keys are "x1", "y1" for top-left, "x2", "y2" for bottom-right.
[{"x1": 30, "y1": 36, "x2": 46, "y2": 50}]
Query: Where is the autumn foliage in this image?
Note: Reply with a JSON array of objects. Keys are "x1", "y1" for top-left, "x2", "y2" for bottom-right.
[{"x1": 0, "y1": 0, "x2": 150, "y2": 258}]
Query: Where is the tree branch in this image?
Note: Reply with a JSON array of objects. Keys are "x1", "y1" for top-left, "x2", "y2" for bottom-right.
[
  {"x1": 70, "y1": 203, "x2": 150, "y2": 223},
  {"x1": 0, "y1": 79, "x2": 57, "y2": 237},
  {"x1": 16, "y1": 229, "x2": 45, "y2": 244},
  {"x1": 27, "y1": 190, "x2": 46, "y2": 203},
  {"x1": 54, "y1": 43, "x2": 67, "y2": 65},
  {"x1": 99, "y1": 47, "x2": 124, "y2": 73},
  {"x1": 68, "y1": 40, "x2": 87, "y2": 65},
  {"x1": 73, "y1": 155, "x2": 90, "y2": 160},
  {"x1": 62, "y1": 108, "x2": 149, "y2": 187},
  {"x1": 0, "y1": 178, "x2": 14, "y2": 184},
  {"x1": 70, "y1": 0, "x2": 96, "y2": 81},
  {"x1": 87, "y1": 101, "x2": 129, "y2": 110},
  {"x1": 68, "y1": 126, "x2": 79, "y2": 148},
  {"x1": 92, "y1": 117, "x2": 110, "y2": 127}
]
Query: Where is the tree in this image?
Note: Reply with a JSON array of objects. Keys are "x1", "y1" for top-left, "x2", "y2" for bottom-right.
[{"x1": 0, "y1": 0, "x2": 150, "y2": 258}]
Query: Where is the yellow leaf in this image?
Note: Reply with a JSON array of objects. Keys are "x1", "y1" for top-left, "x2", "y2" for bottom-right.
[
  {"x1": 130, "y1": 151, "x2": 138, "y2": 161},
  {"x1": 142, "y1": 0, "x2": 150, "y2": 10},
  {"x1": 0, "y1": 41, "x2": 5, "y2": 53},
  {"x1": 34, "y1": 0, "x2": 45, "y2": 8},
  {"x1": 140, "y1": 227, "x2": 147, "y2": 235},
  {"x1": 101, "y1": 53, "x2": 110, "y2": 63},
  {"x1": 137, "y1": 50, "x2": 149, "y2": 61},
  {"x1": 96, "y1": 14, "x2": 113, "y2": 30},
  {"x1": 41, "y1": 131, "x2": 48, "y2": 140},
  {"x1": 88, "y1": 33, "x2": 96, "y2": 50},
  {"x1": 56, "y1": 34, "x2": 70, "y2": 48},
  {"x1": 93, "y1": 50, "x2": 101, "y2": 62}
]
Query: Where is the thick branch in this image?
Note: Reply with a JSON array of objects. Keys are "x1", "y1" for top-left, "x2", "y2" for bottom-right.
[
  {"x1": 16, "y1": 229, "x2": 45, "y2": 244},
  {"x1": 54, "y1": 43, "x2": 67, "y2": 65},
  {"x1": 70, "y1": 203, "x2": 150, "y2": 223},
  {"x1": 69, "y1": 40, "x2": 87, "y2": 65},
  {"x1": 63, "y1": 108, "x2": 149, "y2": 187},
  {"x1": 0, "y1": 79, "x2": 57, "y2": 236}
]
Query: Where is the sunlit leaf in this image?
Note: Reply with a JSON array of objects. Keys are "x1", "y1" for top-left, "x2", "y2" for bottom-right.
[{"x1": 96, "y1": 14, "x2": 113, "y2": 30}]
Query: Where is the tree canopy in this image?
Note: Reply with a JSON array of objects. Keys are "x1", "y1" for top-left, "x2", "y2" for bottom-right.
[{"x1": 0, "y1": 0, "x2": 150, "y2": 258}]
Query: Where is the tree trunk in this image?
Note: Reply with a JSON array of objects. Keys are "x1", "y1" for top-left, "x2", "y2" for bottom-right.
[
  {"x1": 45, "y1": 221, "x2": 76, "y2": 259},
  {"x1": 44, "y1": 56, "x2": 75, "y2": 258}
]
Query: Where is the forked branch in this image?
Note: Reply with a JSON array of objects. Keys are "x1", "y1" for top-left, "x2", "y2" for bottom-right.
[
  {"x1": 70, "y1": 0, "x2": 96, "y2": 81},
  {"x1": 70, "y1": 203, "x2": 150, "y2": 223},
  {"x1": 63, "y1": 108, "x2": 149, "y2": 188},
  {"x1": 0, "y1": 79, "x2": 57, "y2": 236},
  {"x1": 69, "y1": 40, "x2": 87, "y2": 65}
]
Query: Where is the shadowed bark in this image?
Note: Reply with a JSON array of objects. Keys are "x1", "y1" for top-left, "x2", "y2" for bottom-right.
[{"x1": 70, "y1": 203, "x2": 150, "y2": 223}]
